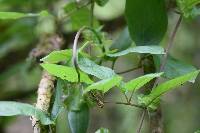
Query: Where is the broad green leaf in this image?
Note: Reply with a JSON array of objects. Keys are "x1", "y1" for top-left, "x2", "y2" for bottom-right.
[
  {"x1": 78, "y1": 56, "x2": 116, "y2": 79},
  {"x1": 107, "y1": 46, "x2": 165, "y2": 57},
  {"x1": 141, "y1": 70, "x2": 200, "y2": 106},
  {"x1": 125, "y1": 0, "x2": 168, "y2": 46},
  {"x1": 40, "y1": 49, "x2": 72, "y2": 63},
  {"x1": 41, "y1": 63, "x2": 93, "y2": 84},
  {"x1": 0, "y1": 101, "x2": 53, "y2": 125},
  {"x1": 95, "y1": 0, "x2": 109, "y2": 6},
  {"x1": 110, "y1": 27, "x2": 132, "y2": 52},
  {"x1": 177, "y1": 0, "x2": 200, "y2": 18},
  {"x1": 84, "y1": 76, "x2": 122, "y2": 93},
  {"x1": 0, "y1": 10, "x2": 49, "y2": 20},
  {"x1": 123, "y1": 73, "x2": 163, "y2": 92},
  {"x1": 95, "y1": 128, "x2": 110, "y2": 133},
  {"x1": 51, "y1": 79, "x2": 64, "y2": 120},
  {"x1": 153, "y1": 55, "x2": 197, "y2": 82}
]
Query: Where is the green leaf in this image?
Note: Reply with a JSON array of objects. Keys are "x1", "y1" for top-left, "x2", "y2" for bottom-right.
[
  {"x1": 64, "y1": 2, "x2": 99, "y2": 31},
  {"x1": 0, "y1": 101, "x2": 53, "y2": 125},
  {"x1": 41, "y1": 63, "x2": 93, "y2": 84},
  {"x1": 153, "y1": 55, "x2": 197, "y2": 82},
  {"x1": 110, "y1": 27, "x2": 132, "y2": 52},
  {"x1": 78, "y1": 56, "x2": 116, "y2": 79},
  {"x1": 177, "y1": 0, "x2": 200, "y2": 18},
  {"x1": 51, "y1": 79, "x2": 64, "y2": 120},
  {"x1": 95, "y1": 128, "x2": 110, "y2": 133},
  {"x1": 141, "y1": 70, "x2": 200, "y2": 106},
  {"x1": 84, "y1": 76, "x2": 122, "y2": 93},
  {"x1": 107, "y1": 46, "x2": 165, "y2": 57},
  {"x1": 123, "y1": 73, "x2": 163, "y2": 92},
  {"x1": 125, "y1": 0, "x2": 168, "y2": 46},
  {"x1": 0, "y1": 10, "x2": 49, "y2": 20},
  {"x1": 95, "y1": 0, "x2": 109, "y2": 6},
  {"x1": 40, "y1": 49, "x2": 72, "y2": 63}
]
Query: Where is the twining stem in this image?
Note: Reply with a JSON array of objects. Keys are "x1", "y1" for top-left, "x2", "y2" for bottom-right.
[{"x1": 72, "y1": 26, "x2": 102, "y2": 82}]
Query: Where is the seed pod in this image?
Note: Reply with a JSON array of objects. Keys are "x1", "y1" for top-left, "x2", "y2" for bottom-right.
[{"x1": 68, "y1": 103, "x2": 89, "y2": 133}]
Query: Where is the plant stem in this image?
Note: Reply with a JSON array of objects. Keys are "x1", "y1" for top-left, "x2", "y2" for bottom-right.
[
  {"x1": 103, "y1": 101, "x2": 145, "y2": 109},
  {"x1": 154, "y1": 15, "x2": 182, "y2": 87},
  {"x1": 137, "y1": 109, "x2": 147, "y2": 133},
  {"x1": 117, "y1": 66, "x2": 141, "y2": 74}
]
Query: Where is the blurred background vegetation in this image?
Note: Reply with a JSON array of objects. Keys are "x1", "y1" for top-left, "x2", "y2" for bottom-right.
[{"x1": 0, "y1": 0, "x2": 200, "y2": 133}]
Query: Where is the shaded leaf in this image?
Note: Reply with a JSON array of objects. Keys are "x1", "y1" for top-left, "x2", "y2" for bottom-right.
[
  {"x1": 107, "y1": 46, "x2": 165, "y2": 57},
  {"x1": 0, "y1": 101, "x2": 53, "y2": 125},
  {"x1": 40, "y1": 49, "x2": 72, "y2": 63},
  {"x1": 78, "y1": 56, "x2": 116, "y2": 79},
  {"x1": 110, "y1": 27, "x2": 132, "y2": 52},
  {"x1": 153, "y1": 55, "x2": 197, "y2": 82},
  {"x1": 84, "y1": 76, "x2": 122, "y2": 93},
  {"x1": 51, "y1": 79, "x2": 64, "y2": 120},
  {"x1": 123, "y1": 73, "x2": 163, "y2": 92},
  {"x1": 41, "y1": 63, "x2": 93, "y2": 84},
  {"x1": 95, "y1": 0, "x2": 109, "y2": 6},
  {"x1": 125, "y1": 0, "x2": 168, "y2": 46},
  {"x1": 141, "y1": 70, "x2": 200, "y2": 106}
]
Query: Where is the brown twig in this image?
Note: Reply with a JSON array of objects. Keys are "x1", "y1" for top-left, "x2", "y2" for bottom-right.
[
  {"x1": 116, "y1": 66, "x2": 142, "y2": 74},
  {"x1": 153, "y1": 15, "x2": 182, "y2": 87},
  {"x1": 137, "y1": 109, "x2": 147, "y2": 133},
  {"x1": 103, "y1": 101, "x2": 145, "y2": 109}
]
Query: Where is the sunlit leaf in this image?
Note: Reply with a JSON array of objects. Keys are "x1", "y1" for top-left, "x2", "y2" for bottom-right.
[
  {"x1": 41, "y1": 63, "x2": 93, "y2": 84},
  {"x1": 40, "y1": 49, "x2": 72, "y2": 63},
  {"x1": 177, "y1": 0, "x2": 200, "y2": 18},
  {"x1": 123, "y1": 73, "x2": 163, "y2": 92},
  {"x1": 84, "y1": 76, "x2": 122, "y2": 93},
  {"x1": 0, "y1": 101, "x2": 53, "y2": 125},
  {"x1": 107, "y1": 46, "x2": 165, "y2": 57},
  {"x1": 141, "y1": 70, "x2": 200, "y2": 106},
  {"x1": 95, "y1": 128, "x2": 110, "y2": 133}
]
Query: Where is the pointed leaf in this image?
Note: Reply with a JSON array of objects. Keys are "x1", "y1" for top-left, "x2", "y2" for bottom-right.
[
  {"x1": 107, "y1": 46, "x2": 165, "y2": 57},
  {"x1": 110, "y1": 27, "x2": 132, "y2": 52},
  {"x1": 41, "y1": 63, "x2": 93, "y2": 84},
  {"x1": 142, "y1": 70, "x2": 200, "y2": 106},
  {"x1": 51, "y1": 79, "x2": 64, "y2": 120},
  {"x1": 0, "y1": 10, "x2": 49, "y2": 20},
  {"x1": 84, "y1": 76, "x2": 122, "y2": 93},
  {"x1": 41, "y1": 49, "x2": 72, "y2": 63},
  {"x1": 153, "y1": 55, "x2": 197, "y2": 82},
  {"x1": 0, "y1": 102, "x2": 53, "y2": 125},
  {"x1": 78, "y1": 57, "x2": 116, "y2": 79},
  {"x1": 123, "y1": 73, "x2": 163, "y2": 92},
  {"x1": 125, "y1": 0, "x2": 168, "y2": 45}
]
